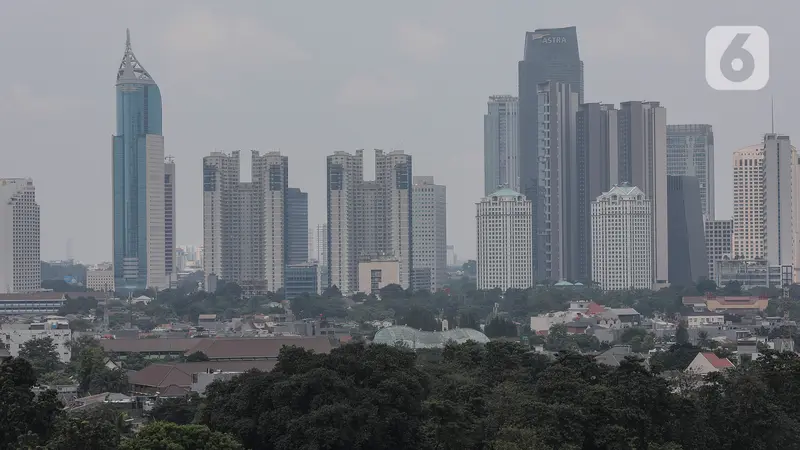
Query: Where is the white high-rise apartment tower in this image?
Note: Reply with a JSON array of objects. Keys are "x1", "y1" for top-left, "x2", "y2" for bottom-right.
[
  {"x1": 202, "y1": 150, "x2": 291, "y2": 294},
  {"x1": 476, "y1": 188, "x2": 532, "y2": 290},
  {"x1": 411, "y1": 176, "x2": 447, "y2": 291},
  {"x1": 732, "y1": 145, "x2": 765, "y2": 260},
  {"x1": 375, "y1": 150, "x2": 413, "y2": 288},
  {"x1": 591, "y1": 184, "x2": 653, "y2": 291},
  {"x1": 0, "y1": 179, "x2": 40, "y2": 293},
  {"x1": 326, "y1": 150, "x2": 364, "y2": 294},
  {"x1": 666, "y1": 124, "x2": 715, "y2": 219},
  {"x1": 261, "y1": 152, "x2": 289, "y2": 291},
  {"x1": 484, "y1": 96, "x2": 519, "y2": 195}
]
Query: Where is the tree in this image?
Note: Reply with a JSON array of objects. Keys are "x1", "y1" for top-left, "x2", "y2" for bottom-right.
[
  {"x1": 186, "y1": 351, "x2": 210, "y2": 362},
  {"x1": 148, "y1": 394, "x2": 200, "y2": 425},
  {"x1": 484, "y1": 317, "x2": 518, "y2": 338},
  {"x1": 19, "y1": 336, "x2": 63, "y2": 378},
  {"x1": 675, "y1": 320, "x2": 690, "y2": 345},
  {"x1": 46, "y1": 414, "x2": 121, "y2": 450},
  {"x1": 74, "y1": 346, "x2": 127, "y2": 395},
  {"x1": 0, "y1": 358, "x2": 62, "y2": 447},
  {"x1": 695, "y1": 279, "x2": 717, "y2": 295},
  {"x1": 119, "y1": 422, "x2": 242, "y2": 450}
]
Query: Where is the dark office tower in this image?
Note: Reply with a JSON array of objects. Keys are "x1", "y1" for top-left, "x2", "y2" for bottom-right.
[
  {"x1": 535, "y1": 81, "x2": 579, "y2": 282},
  {"x1": 286, "y1": 188, "x2": 309, "y2": 265},
  {"x1": 667, "y1": 176, "x2": 708, "y2": 286},
  {"x1": 576, "y1": 103, "x2": 618, "y2": 283},
  {"x1": 617, "y1": 101, "x2": 668, "y2": 286},
  {"x1": 519, "y1": 26, "x2": 583, "y2": 277}
]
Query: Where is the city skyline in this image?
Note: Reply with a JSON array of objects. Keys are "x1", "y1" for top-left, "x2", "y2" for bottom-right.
[{"x1": 1, "y1": 2, "x2": 797, "y2": 263}]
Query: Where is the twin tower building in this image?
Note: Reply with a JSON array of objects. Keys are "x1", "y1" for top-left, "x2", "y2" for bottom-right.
[
  {"x1": 202, "y1": 149, "x2": 447, "y2": 296},
  {"x1": 481, "y1": 27, "x2": 714, "y2": 291}
]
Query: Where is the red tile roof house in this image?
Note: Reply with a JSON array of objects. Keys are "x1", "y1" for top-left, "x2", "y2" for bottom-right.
[
  {"x1": 685, "y1": 352, "x2": 735, "y2": 375},
  {"x1": 125, "y1": 337, "x2": 334, "y2": 396},
  {"x1": 101, "y1": 336, "x2": 333, "y2": 361},
  {"x1": 128, "y1": 360, "x2": 279, "y2": 396}
]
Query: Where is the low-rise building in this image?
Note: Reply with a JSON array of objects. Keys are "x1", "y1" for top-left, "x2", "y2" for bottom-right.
[
  {"x1": 358, "y1": 259, "x2": 401, "y2": 294},
  {"x1": 682, "y1": 294, "x2": 769, "y2": 314},
  {"x1": 685, "y1": 352, "x2": 734, "y2": 375},
  {"x1": 86, "y1": 268, "x2": 114, "y2": 292},
  {"x1": 684, "y1": 311, "x2": 725, "y2": 328},
  {"x1": 1, "y1": 317, "x2": 72, "y2": 363},
  {"x1": 285, "y1": 264, "x2": 320, "y2": 299},
  {"x1": 0, "y1": 292, "x2": 66, "y2": 315}
]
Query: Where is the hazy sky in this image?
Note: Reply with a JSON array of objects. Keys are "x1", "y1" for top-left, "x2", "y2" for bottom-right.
[{"x1": 0, "y1": 1, "x2": 796, "y2": 263}]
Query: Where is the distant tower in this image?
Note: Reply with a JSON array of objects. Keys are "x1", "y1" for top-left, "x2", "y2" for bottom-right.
[{"x1": 66, "y1": 238, "x2": 74, "y2": 263}]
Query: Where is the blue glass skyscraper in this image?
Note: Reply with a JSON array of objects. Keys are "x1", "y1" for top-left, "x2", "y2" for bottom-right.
[{"x1": 113, "y1": 30, "x2": 167, "y2": 293}]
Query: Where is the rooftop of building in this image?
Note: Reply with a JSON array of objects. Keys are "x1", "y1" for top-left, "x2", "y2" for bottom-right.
[
  {"x1": 486, "y1": 187, "x2": 524, "y2": 199},
  {"x1": 373, "y1": 326, "x2": 490, "y2": 349}
]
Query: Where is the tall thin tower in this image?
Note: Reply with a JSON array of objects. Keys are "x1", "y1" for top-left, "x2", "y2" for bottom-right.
[{"x1": 112, "y1": 29, "x2": 166, "y2": 293}]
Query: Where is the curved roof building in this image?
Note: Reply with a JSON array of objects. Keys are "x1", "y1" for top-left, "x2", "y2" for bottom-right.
[
  {"x1": 373, "y1": 325, "x2": 490, "y2": 349},
  {"x1": 113, "y1": 30, "x2": 166, "y2": 293}
]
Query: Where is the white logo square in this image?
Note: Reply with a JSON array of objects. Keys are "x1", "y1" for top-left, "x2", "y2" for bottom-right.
[{"x1": 705, "y1": 26, "x2": 769, "y2": 91}]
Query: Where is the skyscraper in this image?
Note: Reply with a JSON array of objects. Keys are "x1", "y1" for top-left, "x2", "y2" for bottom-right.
[
  {"x1": 576, "y1": 103, "x2": 618, "y2": 282},
  {"x1": 375, "y1": 150, "x2": 413, "y2": 288},
  {"x1": 732, "y1": 145, "x2": 765, "y2": 260},
  {"x1": 286, "y1": 188, "x2": 309, "y2": 265},
  {"x1": 327, "y1": 150, "x2": 364, "y2": 294},
  {"x1": 164, "y1": 156, "x2": 176, "y2": 284},
  {"x1": 764, "y1": 134, "x2": 795, "y2": 267},
  {"x1": 484, "y1": 95, "x2": 519, "y2": 195},
  {"x1": 705, "y1": 219, "x2": 732, "y2": 282},
  {"x1": 476, "y1": 188, "x2": 532, "y2": 290},
  {"x1": 591, "y1": 184, "x2": 652, "y2": 291},
  {"x1": 113, "y1": 30, "x2": 167, "y2": 292},
  {"x1": 535, "y1": 81, "x2": 579, "y2": 282},
  {"x1": 411, "y1": 176, "x2": 447, "y2": 291},
  {"x1": 518, "y1": 26, "x2": 583, "y2": 278},
  {"x1": 202, "y1": 150, "x2": 293, "y2": 295},
  {"x1": 261, "y1": 152, "x2": 289, "y2": 292},
  {"x1": 315, "y1": 223, "x2": 328, "y2": 264},
  {"x1": 666, "y1": 124, "x2": 715, "y2": 219},
  {"x1": 0, "y1": 178, "x2": 40, "y2": 293},
  {"x1": 326, "y1": 149, "x2": 413, "y2": 293},
  {"x1": 667, "y1": 176, "x2": 708, "y2": 285},
  {"x1": 617, "y1": 101, "x2": 668, "y2": 286}
]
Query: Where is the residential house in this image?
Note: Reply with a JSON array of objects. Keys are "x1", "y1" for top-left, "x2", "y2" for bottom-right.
[
  {"x1": 685, "y1": 352, "x2": 734, "y2": 375},
  {"x1": 128, "y1": 360, "x2": 278, "y2": 396},
  {"x1": 594, "y1": 345, "x2": 637, "y2": 367}
]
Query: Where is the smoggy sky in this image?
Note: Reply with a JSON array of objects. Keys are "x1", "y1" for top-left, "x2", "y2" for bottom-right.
[{"x1": 0, "y1": 0, "x2": 796, "y2": 263}]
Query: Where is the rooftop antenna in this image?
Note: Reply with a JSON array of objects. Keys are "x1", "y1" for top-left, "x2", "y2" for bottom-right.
[{"x1": 126, "y1": 28, "x2": 131, "y2": 48}]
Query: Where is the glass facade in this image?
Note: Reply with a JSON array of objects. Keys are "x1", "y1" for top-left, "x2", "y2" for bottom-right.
[{"x1": 112, "y1": 33, "x2": 163, "y2": 293}]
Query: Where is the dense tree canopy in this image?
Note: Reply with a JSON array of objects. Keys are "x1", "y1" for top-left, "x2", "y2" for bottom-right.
[{"x1": 6, "y1": 339, "x2": 800, "y2": 449}]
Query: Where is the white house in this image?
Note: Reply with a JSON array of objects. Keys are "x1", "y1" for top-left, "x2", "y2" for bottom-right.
[
  {"x1": 684, "y1": 311, "x2": 725, "y2": 328},
  {"x1": 685, "y1": 352, "x2": 734, "y2": 375}
]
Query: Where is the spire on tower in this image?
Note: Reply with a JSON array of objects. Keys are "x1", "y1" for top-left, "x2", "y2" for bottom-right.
[{"x1": 116, "y1": 29, "x2": 155, "y2": 85}]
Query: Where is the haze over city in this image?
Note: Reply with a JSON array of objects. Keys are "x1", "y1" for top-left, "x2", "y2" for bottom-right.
[{"x1": 1, "y1": 1, "x2": 798, "y2": 263}]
